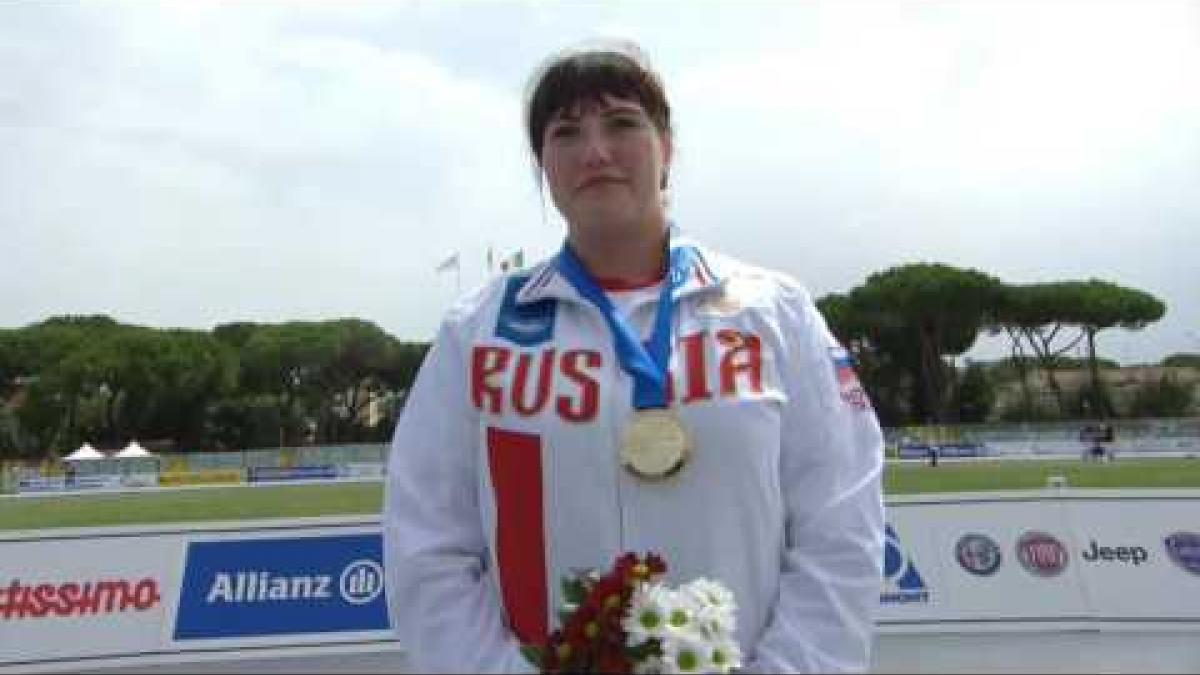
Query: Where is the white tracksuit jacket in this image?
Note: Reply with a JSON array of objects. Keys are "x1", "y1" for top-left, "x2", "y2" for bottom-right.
[{"x1": 383, "y1": 233, "x2": 885, "y2": 673}]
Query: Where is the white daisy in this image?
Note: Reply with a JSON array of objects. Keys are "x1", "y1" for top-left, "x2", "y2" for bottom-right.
[
  {"x1": 659, "y1": 631, "x2": 713, "y2": 674},
  {"x1": 691, "y1": 604, "x2": 732, "y2": 641},
  {"x1": 663, "y1": 588, "x2": 703, "y2": 632},
  {"x1": 708, "y1": 636, "x2": 744, "y2": 674},
  {"x1": 633, "y1": 655, "x2": 665, "y2": 675},
  {"x1": 682, "y1": 578, "x2": 735, "y2": 612},
  {"x1": 681, "y1": 579, "x2": 737, "y2": 639},
  {"x1": 623, "y1": 582, "x2": 673, "y2": 645}
]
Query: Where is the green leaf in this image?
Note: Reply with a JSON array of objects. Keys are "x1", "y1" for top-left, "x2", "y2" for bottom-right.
[
  {"x1": 520, "y1": 644, "x2": 544, "y2": 669},
  {"x1": 563, "y1": 577, "x2": 588, "y2": 605},
  {"x1": 628, "y1": 638, "x2": 663, "y2": 660}
]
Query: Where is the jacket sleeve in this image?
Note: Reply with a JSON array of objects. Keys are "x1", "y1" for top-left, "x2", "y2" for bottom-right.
[
  {"x1": 382, "y1": 317, "x2": 536, "y2": 673},
  {"x1": 748, "y1": 284, "x2": 886, "y2": 673}
]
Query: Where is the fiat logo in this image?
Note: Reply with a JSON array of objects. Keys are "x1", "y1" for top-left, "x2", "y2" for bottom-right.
[{"x1": 1016, "y1": 531, "x2": 1068, "y2": 577}]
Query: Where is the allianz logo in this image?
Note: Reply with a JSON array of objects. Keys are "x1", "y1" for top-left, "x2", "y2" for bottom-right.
[
  {"x1": 1082, "y1": 540, "x2": 1149, "y2": 565},
  {"x1": 205, "y1": 559, "x2": 384, "y2": 605}
]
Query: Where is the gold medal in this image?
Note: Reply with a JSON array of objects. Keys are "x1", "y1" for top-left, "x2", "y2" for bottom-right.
[{"x1": 622, "y1": 409, "x2": 691, "y2": 480}]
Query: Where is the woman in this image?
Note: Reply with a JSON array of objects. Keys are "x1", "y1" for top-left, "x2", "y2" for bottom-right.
[{"x1": 383, "y1": 40, "x2": 884, "y2": 673}]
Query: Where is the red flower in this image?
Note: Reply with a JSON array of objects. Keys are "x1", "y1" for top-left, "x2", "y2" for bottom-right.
[
  {"x1": 611, "y1": 551, "x2": 667, "y2": 586},
  {"x1": 645, "y1": 553, "x2": 667, "y2": 578},
  {"x1": 563, "y1": 601, "x2": 597, "y2": 647},
  {"x1": 534, "y1": 551, "x2": 674, "y2": 673},
  {"x1": 591, "y1": 574, "x2": 626, "y2": 614},
  {"x1": 543, "y1": 634, "x2": 566, "y2": 673},
  {"x1": 613, "y1": 552, "x2": 640, "y2": 582},
  {"x1": 594, "y1": 646, "x2": 633, "y2": 674}
]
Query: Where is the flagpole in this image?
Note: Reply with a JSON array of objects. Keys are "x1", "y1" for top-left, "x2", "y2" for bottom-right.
[{"x1": 436, "y1": 251, "x2": 462, "y2": 296}]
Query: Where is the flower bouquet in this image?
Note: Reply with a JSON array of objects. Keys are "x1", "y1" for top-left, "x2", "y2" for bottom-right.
[{"x1": 523, "y1": 552, "x2": 742, "y2": 674}]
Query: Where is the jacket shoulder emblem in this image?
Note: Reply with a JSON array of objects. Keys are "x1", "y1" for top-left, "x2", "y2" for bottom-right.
[{"x1": 495, "y1": 276, "x2": 557, "y2": 346}]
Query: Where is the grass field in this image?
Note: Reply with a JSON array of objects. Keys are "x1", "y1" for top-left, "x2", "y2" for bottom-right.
[
  {"x1": 2, "y1": 458, "x2": 1199, "y2": 531},
  {"x1": 885, "y1": 457, "x2": 1200, "y2": 494},
  {"x1": 0, "y1": 482, "x2": 383, "y2": 532}
]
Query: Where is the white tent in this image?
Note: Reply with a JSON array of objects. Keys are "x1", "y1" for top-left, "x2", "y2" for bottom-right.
[
  {"x1": 114, "y1": 440, "x2": 156, "y2": 459},
  {"x1": 63, "y1": 443, "x2": 106, "y2": 461}
]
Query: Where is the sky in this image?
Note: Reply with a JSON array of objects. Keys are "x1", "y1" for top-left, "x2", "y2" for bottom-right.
[{"x1": 1, "y1": 1, "x2": 1197, "y2": 365}]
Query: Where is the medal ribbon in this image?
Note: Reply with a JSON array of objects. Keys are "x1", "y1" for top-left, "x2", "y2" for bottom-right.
[{"x1": 556, "y1": 240, "x2": 693, "y2": 410}]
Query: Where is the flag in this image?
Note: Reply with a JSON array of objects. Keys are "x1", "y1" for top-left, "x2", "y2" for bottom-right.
[
  {"x1": 499, "y1": 249, "x2": 525, "y2": 273},
  {"x1": 830, "y1": 346, "x2": 870, "y2": 410},
  {"x1": 435, "y1": 252, "x2": 460, "y2": 274}
]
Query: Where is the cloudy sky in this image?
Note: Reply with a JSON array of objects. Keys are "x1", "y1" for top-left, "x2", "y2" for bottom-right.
[{"x1": 2, "y1": 1, "x2": 1197, "y2": 364}]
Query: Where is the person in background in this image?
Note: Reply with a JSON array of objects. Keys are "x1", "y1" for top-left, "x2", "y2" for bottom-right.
[
  {"x1": 383, "y1": 39, "x2": 885, "y2": 673},
  {"x1": 1081, "y1": 424, "x2": 1107, "y2": 461}
]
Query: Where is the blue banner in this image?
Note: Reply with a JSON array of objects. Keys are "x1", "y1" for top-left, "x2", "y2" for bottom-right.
[
  {"x1": 898, "y1": 443, "x2": 986, "y2": 460},
  {"x1": 174, "y1": 534, "x2": 389, "y2": 639},
  {"x1": 16, "y1": 477, "x2": 67, "y2": 493},
  {"x1": 247, "y1": 465, "x2": 339, "y2": 482}
]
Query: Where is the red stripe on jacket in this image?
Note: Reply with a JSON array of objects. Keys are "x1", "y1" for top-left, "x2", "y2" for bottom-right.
[{"x1": 486, "y1": 427, "x2": 548, "y2": 646}]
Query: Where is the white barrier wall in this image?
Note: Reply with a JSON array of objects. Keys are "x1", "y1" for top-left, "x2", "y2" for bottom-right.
[
  {"x1": 0, "y1": 518, "x2": 399, "y2": 674},
  {"x1": 879, "y1": 490, "x2": 1200, "y2": 629},
  {"x1": 875, "y1": 490, "x2": 1200, "y2": 673},
  {"x1": 2, "y1": 492, "x2": 1199, "y2": 673},
  {"x1": 984, "y1": 438, "x2": 1200, "y2": 457}
]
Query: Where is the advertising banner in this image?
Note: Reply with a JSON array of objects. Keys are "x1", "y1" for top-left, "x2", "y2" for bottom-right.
[
  {"x1": 0, "y1": 535, "x2": 181, "y2": 666},
  {"x1": 118, "y1": 472, "x2": 159, "y2": 488},
  {"x1": 879, "y1": 491, "x2": 1200, "y2": 630},
  {"x1": 880, "y1": 496, "x2": 1090, "y2": 626},
  {"x1": 158, "y1": 469, "x2": 244, "y2": 487},
  {"x1": 247, "y1": 465, "x2": 339, "y2": 483},
  {"x1": 1063, "y1": 497, "x2": 1200, "y2": 621},
  {"x1": 65, "y1": 475, "x2": 124, "y2": 491},
  {"x1": 174, "y1": 534, "x2": 388, "y2": 639},
  {"x1": 15, "y1": 478, "x2": 67, "y2": 494},
  {"x1": 4, "y1": 494, "x2": 1198, "y2": 672},
  {"x1": 0, "y1": 520, "x2": 394, "y2": 671},
  {"x1": 897, "y1": 443, "x2": 986, "y2": 460},
  {"x1": 339, "y1": 463, "x2": 387, "y2": 479}
]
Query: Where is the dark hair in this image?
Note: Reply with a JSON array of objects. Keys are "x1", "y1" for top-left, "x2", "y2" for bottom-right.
[{"x1": 525, "y1": 42, "x2": 672, "y2": 174}]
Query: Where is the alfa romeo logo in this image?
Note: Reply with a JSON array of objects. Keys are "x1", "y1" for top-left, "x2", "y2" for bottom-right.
[{"x1": 956, "y1": 533, "x2": 1002, "y2": 576}]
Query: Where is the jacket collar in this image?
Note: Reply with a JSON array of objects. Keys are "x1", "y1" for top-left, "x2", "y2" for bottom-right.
[{"x1": 514, "y1": 226, "x2": 730, "y2": 306}]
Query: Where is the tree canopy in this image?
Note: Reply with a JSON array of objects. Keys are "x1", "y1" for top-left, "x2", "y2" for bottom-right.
[
  {"x1": 0, "y1": 264, "x2": 1177, "y2": 459},
  {"x1": 0, "y1": 316, "x2": 429, "y2": 459},
  {"x1": 824, "y1": 263, "x2": 1004, "y2": 424},
  {"x1": 989, "y1": 280, "x2": 1165, "y2": 417},
  {"x1": 820, "y1": 266, "x2": 1166, "y2": 425}
]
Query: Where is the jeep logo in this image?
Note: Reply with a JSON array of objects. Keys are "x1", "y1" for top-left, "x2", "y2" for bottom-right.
[{"x1": 1082, "y1": 540, "x2": 1149, "y2": 565}]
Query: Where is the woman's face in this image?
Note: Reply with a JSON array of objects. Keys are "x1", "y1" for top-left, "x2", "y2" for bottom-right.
[{"x1": 540, "y1": 94, "x2": 672, "y2": 237}]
